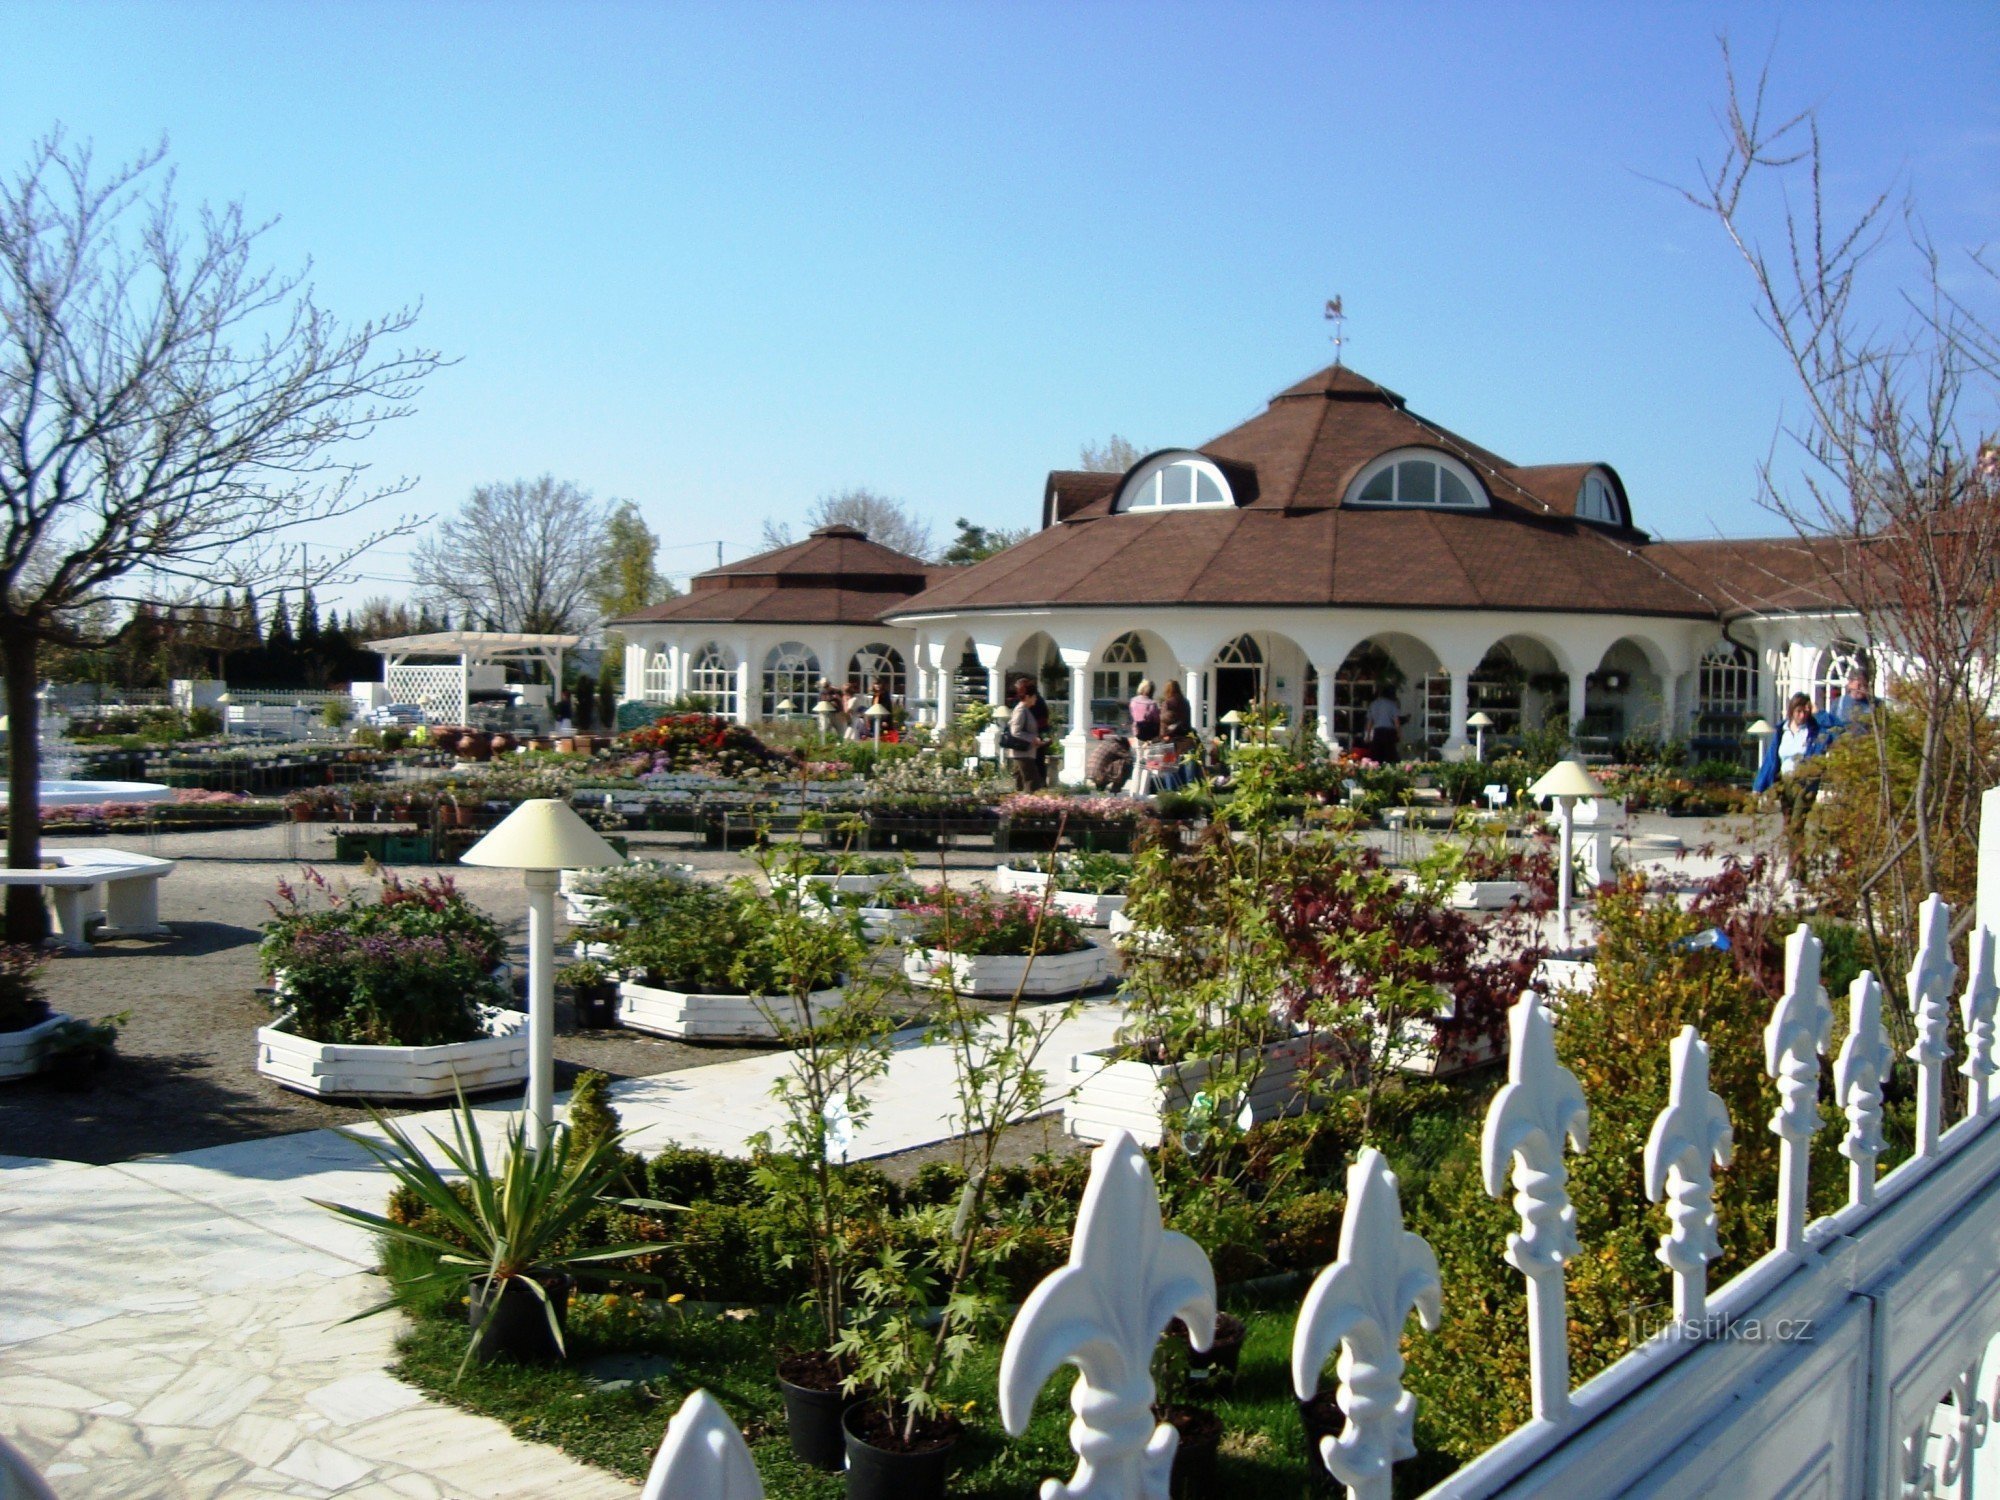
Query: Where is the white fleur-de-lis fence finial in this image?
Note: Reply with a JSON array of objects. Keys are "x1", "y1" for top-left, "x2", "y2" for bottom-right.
[
  {"x1": 1642, "y1": 1026, "x2": 1733, "y2": 1325},
  {"x1": 1764, "y1": 924, "x2": 1831, "y2": 1252},
  {"x1": 1834, "y1": 973, "x2": 1895, "y2": 1206},
  {"x1": 1958, "y1": 924, "x2": 1997, "y2": 1121},
  {"x1": 1907, "y1": 893, "x2": 1959, "y2": 1158},
  {"x1": 1290, "y1": 1147, "x2": 1442, "y2": 1500},
  {"x1": 1482, "y1": 992, "x2": 1589, "y2": 1423},
  {"x1": 1000, "y1": 1128, "x2": 1217, "y2": 1500},
  {"x1": 640, "y1": 1390, "x2": 763, "y2": 1500}
]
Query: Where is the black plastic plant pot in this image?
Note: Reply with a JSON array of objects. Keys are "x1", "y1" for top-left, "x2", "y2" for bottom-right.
[
  {"x1": 776, "y1": 1353, "x2": 854, "y2": 1471},
  {"x1": 1158, "y1": 1403, "x2": 1223, "y2": 1499},
  {"x1": 573, "y1": 983, "x2": 620, "y2": 1030},
  {"x1": 1299, "y1": 1389, "x2": 1342, "y2": 1488},
  {"x1": 841, "y1": 1403, "x2": 960, "y2": 1500},
  {"x1": 1166, "y1": 1311, "x2": 1245, "y2": 1381},
  {"x1": 468, "y1": 1273, "x2": 571, "y2": 1365}
]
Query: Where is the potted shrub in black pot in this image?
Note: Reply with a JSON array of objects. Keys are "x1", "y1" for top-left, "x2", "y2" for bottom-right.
[
  {"x1": 314, "y1": 1094, "x2": 669, "y2": 1375},
  {"x1": 560, "y1": 959, "x2": 620, "y2": 1030}
]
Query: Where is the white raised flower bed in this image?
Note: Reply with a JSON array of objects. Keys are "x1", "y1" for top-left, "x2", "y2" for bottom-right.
[
  {"x1": 617, "y1": 981, "x2": 845, "y2": 1041},
  {"x1": 992, "y1": 865, "x2": 1126, "y2": 926},
  {"x1": 256, "y1": 1009, "x2": 528, "y2": 1099},
  {"x1": 1449, "y1": 880, "x2": 1528, "y2": 911},
  {"x1": 778, "y1": 871, "x2": 896, "y2": 899},
  {"x1": 1063, "y1": 1031, "x2": 1325, "y2": 1147},
  {"x1": 0, "y1": 1013, "x2": 70, "y2": 1082},
  {"x1": 902, "y1": 943, "x2": 1111, "y2": 997}
]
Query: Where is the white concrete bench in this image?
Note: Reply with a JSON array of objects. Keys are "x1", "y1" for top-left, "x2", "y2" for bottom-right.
[{"x1": 0, "y1": 847, "x2": 174, "y2": 950}]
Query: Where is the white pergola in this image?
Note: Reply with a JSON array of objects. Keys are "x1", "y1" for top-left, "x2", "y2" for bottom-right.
[{"x1": 366, "y1": 631, "x2": 579, "y2": 726}]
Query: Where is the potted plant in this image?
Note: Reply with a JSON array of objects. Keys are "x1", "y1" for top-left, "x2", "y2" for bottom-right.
[
  {"x1": 0, "y1": 944, "x2": 66, "y2": 1082},
  {"x1": 314, "y1": 1095, "x2": 668, "y2": 1375},
  {"x1": 560, "y1": 959, "x2": 619, "y2": 1030},
  {"x1": 38, "y1": 1012, "x2": 127, "y2": 1090},
  {"x1": 995, "y1": 851, "x2": 1132, "y2": 926},
  {"x1": 898, "y1": 884, "x2": 1107, "y2": 998},
  {"x1": 256, "y1": 869, "x2": 528, "y2": 1098},
  {"x1": 601, "y1": 867, "x2": 855, "y2": 1041}
]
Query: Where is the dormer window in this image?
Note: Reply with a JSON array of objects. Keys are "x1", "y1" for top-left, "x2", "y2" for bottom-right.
[
  {"x1": 1577, "y1": 469, "x2": 1623, "y2": 525},
  {"x1": 1346, "y1": 448, "x2": 1486, "y2": 509},
  {"x1": 1114, "y1": 453, "x2": 1233, "y2": 512}
]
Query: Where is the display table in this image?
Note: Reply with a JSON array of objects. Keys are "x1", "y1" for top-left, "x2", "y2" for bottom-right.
[{"x1": 0, "y1": 847, "x2": 175, "y2": 950}]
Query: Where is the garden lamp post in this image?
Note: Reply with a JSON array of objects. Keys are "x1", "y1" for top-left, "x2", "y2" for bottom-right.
[
  {"x1": 775, "y1": 698, "x2": 795, "y2": 722},
  {"x1": 866, "y1": 700, "x2": 889, "y2": 746},
  {"x1": 1746, "y1": 717, "x2": 1774, "y2": 776},
  {"x1": 1467, "y1": 709, "x2": 1494, "y2": 762},
  {"x1": 1529, "y1": 758, "x2": 1604, "y2": 950},
  {"x1": 461, "y1": 799, "x2": 624, "y2": 1153},
  {"x1": 216, "y1": 692, "x2": 231, "y2": 739},
  {"x1": 813, "y1": 700, "x2": 834, "y2": 742},
  {"x1": 1221, "y1": 708, "x2": 1244, "y2": 747}
]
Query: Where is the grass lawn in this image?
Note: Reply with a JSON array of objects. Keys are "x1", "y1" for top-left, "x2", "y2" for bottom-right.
[{"x1": 386, "y1": 1263, "x2": 1466, "y2": 1498}]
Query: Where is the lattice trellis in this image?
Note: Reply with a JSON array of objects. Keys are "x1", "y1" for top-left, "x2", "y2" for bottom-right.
[{"x1": 384, "y1": 664, "x2": 465, "y2": 725}]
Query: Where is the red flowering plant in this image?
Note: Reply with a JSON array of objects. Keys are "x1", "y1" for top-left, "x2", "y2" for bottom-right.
[
  {"x1": 616, "y1": 714, "x2": 788, "y2": 777},
  {"x1": 259, "y1": 869, "x2": 510, "y2": 1046},
  {"x1": 897, "y1": 883, "x2": 1089, "y2": 957}
]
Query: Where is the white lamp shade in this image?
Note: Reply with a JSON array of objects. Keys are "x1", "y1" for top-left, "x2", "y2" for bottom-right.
[
  {"x1": 1529, "y1": 758, "x2": 1606, "y2": 801},
  {"x1": 1220, "y1": 710, "x2": 1244, "y2": 725},
  {"x1": 1466, "y1": 711, "x2": 1495, "y2": 729},
  {"x1": 865, "y1": 703, "x2": 890, "y2": 718},
  {"x1": 813, "y1": 702, "x2": 833, "y2": 714},
  {"x1": 459, "y1": 798, "x2": 627, "y2": 870},
  {"x1": 1746, "y1": 718, "x2": 1774, "y2": 737},
  {"x1": 776, "y1": 699, "x2": 796, "y2": 713}
]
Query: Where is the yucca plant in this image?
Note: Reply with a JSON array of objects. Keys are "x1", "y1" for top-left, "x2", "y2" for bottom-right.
[{"x1": 313, "y1": 1094, "x2": 674, "y2": 1378}]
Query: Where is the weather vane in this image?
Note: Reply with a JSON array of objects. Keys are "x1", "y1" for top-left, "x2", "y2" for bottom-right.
[{"x1": 1324, "y1": 296, "x2": 1346, "y2": 366}]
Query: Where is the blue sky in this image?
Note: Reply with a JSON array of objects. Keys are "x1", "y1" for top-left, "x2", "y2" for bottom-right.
[{"x1": 6, "y1": 1, "x2": 1996, "y2": 604}]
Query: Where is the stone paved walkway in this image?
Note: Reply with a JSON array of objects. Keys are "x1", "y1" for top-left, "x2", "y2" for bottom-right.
[{"x1": 0, "y1": 1001, "x2": 1126, "y2": 1497}]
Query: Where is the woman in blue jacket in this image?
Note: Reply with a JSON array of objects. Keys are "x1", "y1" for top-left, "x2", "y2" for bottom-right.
[{"x1": 1753, "y1": 693, "x2": 1828, "y2": 867}]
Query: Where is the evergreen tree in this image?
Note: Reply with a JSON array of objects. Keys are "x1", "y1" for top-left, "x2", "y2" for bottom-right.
[
  {"x1": 297, "y1": 588, "x2": 321, "y2": 643},
  {"x1": 240, "y1": 587, "x2": 262, "y2": 642},
  {"x1": 266, "y1": 592, "x2": 293, "y2": 648}
]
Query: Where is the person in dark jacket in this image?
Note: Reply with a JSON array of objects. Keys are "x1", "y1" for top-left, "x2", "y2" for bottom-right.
[
  {"x1": 1158, "y1": 679, "x2": 1192, "y2": 747},
  {"x1": 1753, "y1": 693, "x2": 1828, "y2": 869}
]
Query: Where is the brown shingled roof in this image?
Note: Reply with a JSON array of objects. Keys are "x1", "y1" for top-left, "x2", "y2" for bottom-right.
[
  {"x1": 889, "y1": 363, "x2": 1705, "y2": 621},
  {"x1": 607, "y1": 523, "x2": 933, "y2": 628}
]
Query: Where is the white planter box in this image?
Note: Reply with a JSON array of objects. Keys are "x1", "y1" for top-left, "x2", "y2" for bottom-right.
[
  {"x1": 1050, "y1": 890, "x2": 1127, "y2": 927},
  {"x1": 1534, "y1": 957, "x2": 1599, "y2": 995},
  {"x1": 993, "y1": 863, "x2": 1048, "y2": 895},
  {"x1": 902, "y1": 944, "x2": 1110, "y2": 997},
  {"x1": 1449, "y1": 880, "x2": 1528, "y2": 911},
  {"x1": 1063, "y1": 1032, "x2": 1325, "y2": 1147},
  {"x1": 256, "y1": 1009, "x2": 528, "y2": 1099},
  {"x1": 781, "y1": 871, "x2": 896, "y2": 898},
  {"x1": 564, "y1": 890, "x2": 611, "y2": 924},
  {"x1": 0, "y1": 1013, "x2": 71, "y2": 1082},
  {"x1": 1106, "y1": 908, "x2": 1171, "y2": 958},
  {"x1": 617, "y1": 980, "x2": 845, "y2": 1041}
]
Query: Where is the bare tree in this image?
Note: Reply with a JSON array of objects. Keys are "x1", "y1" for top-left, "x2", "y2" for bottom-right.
[
  {"x1": 759, "y1": 486, "x2": 934, "y2": 560},
  {"x1": 0, "y1": 132, "x2": 441, "y2": 938},
  {"x1": 1681, "y1": 43, "x2": 2000, "y2": 969},
  {"x1": 1078, "y1": 434, "x2": 1143, "y2": 473},
  {"x1": 411, "y1": 476, "x2": 611, "y2": 635}
]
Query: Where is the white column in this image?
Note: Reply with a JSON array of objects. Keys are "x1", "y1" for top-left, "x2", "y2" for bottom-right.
[
  {"x1": 1659, "y1": 672, "x2": 1680, "y2": 739},
  {"x1": 734, "y1": 659, "x2": 754, "y2": 724},
  {"x1": 1312, "y1": 661, "x2": 1336, "y2": 750},
  {"x1": 623, "y1": 640, "x2": 648, "y2": 702},
  {"x1": 1439, "y1": 657, "x2": 1478, "y2": 753},
  {"x1": 977, "y1": 644, "x2": 1006, "y2": 759},
  {"x1": 524, "y1": 869, "x2": 558, "y2": 1155},
  {"x1": 1184, "y1": 668, "x2": 1205, "y2": 735},
  {"x1": 933, "y1": 647, "x2": 955, "y2": 730},
  {"x1": 1061, "y1": 648, "x2": 1092, "y2": 786},
  {"x1": 1567, "y1": 671, "x2": 1589, "y2": 732}
]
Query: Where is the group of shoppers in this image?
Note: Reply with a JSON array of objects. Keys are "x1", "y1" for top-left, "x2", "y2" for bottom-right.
[
  {"x1": 1011, "y1": 676, "x2": 1203, "y2": 793},
  {"x1": 1750, "y1": 665, "x2": 1877, "y2": 864},
  {"x1": 814, "y1": 680, "x2": 890, "y2": 742}
]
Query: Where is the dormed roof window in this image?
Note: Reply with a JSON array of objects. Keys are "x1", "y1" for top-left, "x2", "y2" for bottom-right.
[
  {"x1": 1345, "y1": 447, "x2": 1487, "y2": 509},
  {"x1": 1113, "y1": 452, "x2": 1234, "y2": 513},
  {"x1": 1577, "y1": 468, "x2": 1624, "y2": 526}
]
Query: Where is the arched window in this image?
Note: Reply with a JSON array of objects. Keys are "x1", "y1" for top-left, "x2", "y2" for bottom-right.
[
  {"x1": 643, "y1": 650, "x2": 672, "y2": 703},
  {"x1": 688, "y1": 643, "x2": 737, "y2": 718},
  {"x1": 1347, "y1": 447, "x2": 1486, "y2": 509},
  {"x1": 1466, "y1": 644, "x2": 1524, "y2": 735},
  {"x1": 761, "y1": 642, "x2": 820, "y2": 718},
  {"x1": 1114, "y1": 454, "x2": 1234, "y2": 512},
  {"x1": 1696, "y1": 642, "x2": 1757, "y2": 728},
  {"x1": 1211, "y1": 634, "x2": 1264, "y2": 721},
  {"x1": 1092, "y1": 632, "x2": 1149, "y2": 727},
  {"x1": 1214, "y1": 634, "x2": 1262, "y2": 665},
  {"x1": 1577, "y1": 470, "x2": 1623, "y2": 525},
  {"x1": 1330, "y1": 642, "x2": 1400, "y2": 748},
  {"x1": 1814, "y1": 645, "x2": 1866, "y2": 714},
  {"x1": 848, "y1": 643, "x2": 905, "y2": 704}
]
